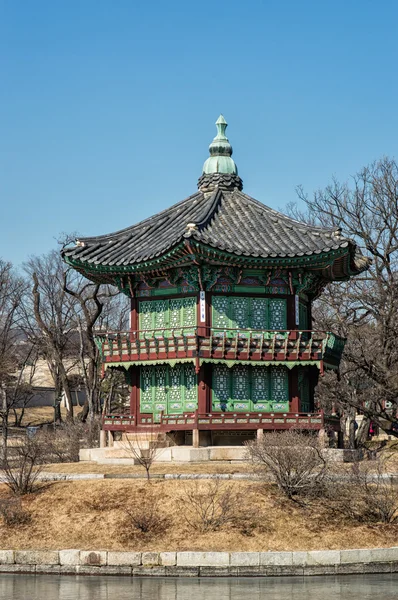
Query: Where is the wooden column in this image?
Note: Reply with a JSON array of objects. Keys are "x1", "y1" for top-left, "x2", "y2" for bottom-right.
[
  {"x1": 290, "y1": 368, "x2": 300, "y2": 413},
  {"x1": 130, "y1": 297, "x2": 138, "y2": 332},
  {"x1": 129, "y1": 367, "x2": 139, "y2": 423},
  {"x1": 287, "y1": 295, "x2": 299, "y2": 330},
  {"x1": 197, "y1": 364, "x2": 208, "y2": 414}
]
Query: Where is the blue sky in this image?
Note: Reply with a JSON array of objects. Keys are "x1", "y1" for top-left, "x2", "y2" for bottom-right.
[{"x1": 1, "y1": 0, "x2": 398, "y2": 265}]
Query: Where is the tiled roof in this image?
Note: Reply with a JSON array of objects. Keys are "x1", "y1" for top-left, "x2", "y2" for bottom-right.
[{"x1": 62, "y1": 182, "x2": 363, "y2": 270}]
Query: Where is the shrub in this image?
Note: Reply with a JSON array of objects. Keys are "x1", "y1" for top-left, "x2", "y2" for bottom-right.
[
  {"x1": 183, "y1": 479, "x2": 244, "y2": 532},
  {"x1": 0, "y1": 496, "x2": 31, "y2": 527},
  {"x1": 0, "y1": 435, "x2": 45, "y2": 495},
  {"x1": 325, "y1": 460, "x2": 398, "y2": 523},
  {"x1": 246, "y1": 429, "x2": 328, "y2": 500},
  {"x1": 37, "y1": 418, "x2": 101, "y2": 463},
  {"x1": 123, "y1": 486, "x2": 168, "y2": 538}
]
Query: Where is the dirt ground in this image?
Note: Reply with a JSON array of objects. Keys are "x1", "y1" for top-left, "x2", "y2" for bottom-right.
[{"x1": 0, "y1": 479, "x2": 397, "y2": 552}]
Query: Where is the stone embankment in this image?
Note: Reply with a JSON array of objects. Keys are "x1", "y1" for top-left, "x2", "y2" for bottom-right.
[{"x1": 0, "y1": 548, "x2": 397, "y2": 577}]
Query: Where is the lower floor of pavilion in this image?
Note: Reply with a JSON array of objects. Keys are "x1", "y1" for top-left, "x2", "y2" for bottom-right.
[{"x1": 101, "y1": 362, "x2": 341, "y2": 439}]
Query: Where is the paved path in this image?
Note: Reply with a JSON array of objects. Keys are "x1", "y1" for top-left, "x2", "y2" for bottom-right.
[{"x1": 1, "y1": 471, "x2": 394, "y2": 482}]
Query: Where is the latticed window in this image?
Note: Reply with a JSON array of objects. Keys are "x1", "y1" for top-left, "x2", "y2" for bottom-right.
[
  {"x1": 212, "y1": 296, "x2": 287, "y2": 333},
  {"x1": 139, "y1": 297, "x2": 196, "y2": 334},
  {"x1": 212, "y1": 364, "x2": 289, "y2": 412},
  {"x1": 140, "y1": 363, "x2": 198, "y2": 415}
]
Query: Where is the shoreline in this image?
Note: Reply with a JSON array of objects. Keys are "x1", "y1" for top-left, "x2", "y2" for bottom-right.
[{"x1": 0, "y1": 548, "x2": 397, "y2": 577}]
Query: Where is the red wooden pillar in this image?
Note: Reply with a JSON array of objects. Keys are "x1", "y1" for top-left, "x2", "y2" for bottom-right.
[
  {"x1": 130, "y1": 297, "x2": 138, "y2": 332},
  {"x1": 287, "y1": 294, "x2": 299, "y2": 331},
  {"x1": 197, "y1": 364, "x2": 207, "y2": 414},
  {"x1": 129, "y1": 367, "x2": 139, "y2": 423},
  {"x1": 290, "y1": 368, "x2": 300, "y2": 413}
]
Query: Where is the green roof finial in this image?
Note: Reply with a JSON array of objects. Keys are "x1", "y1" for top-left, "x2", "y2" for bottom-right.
[
  {"x1": 202, "y1": 115, "x2": 238, "y2": 175},
  {"x1": 215, "y1": 114, "x2": 228, "y2": 139}
]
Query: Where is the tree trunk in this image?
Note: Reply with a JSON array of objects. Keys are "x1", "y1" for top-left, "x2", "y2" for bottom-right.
[
  {"x1": 1, "y1": 385, "x2": 8, "y2": 462},
  {"x1": 348, "y1": 416, "x2": 356, "y2": 449},
  {"x1": 59, "y1": 366, "x2": 74, "y2": 421},
  {"x1": 356, "y1": 416, "x2": 370, "y2": 447}
]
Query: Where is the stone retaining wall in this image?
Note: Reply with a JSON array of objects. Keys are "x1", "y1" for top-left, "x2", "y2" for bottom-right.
[{"x1": 0, "y1": 548, "x2": 397, "y2": 577}]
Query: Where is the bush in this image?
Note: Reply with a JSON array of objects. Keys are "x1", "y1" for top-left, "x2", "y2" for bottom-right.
[
  {"x1": 0, "y1": 435, "x2": 45, "y2": 495},
  {"x1": 0, "y1": 496, "x2": 31, "y2": 527},
  {"x1": 246, "y1": 429, "x2": 328, "y2": 500},
  {"x1": 123, "y1": 486, "x2": 168, "y2": 538},
  {"x1": 183, "y1": 479, "x2": 244, "y2": 532},
  {"x1": 37, "y1": 418, "x2": 101, "y2": 463},
  {"x1": 325, "y1": 460, "x2": 398, "y2": 523}
]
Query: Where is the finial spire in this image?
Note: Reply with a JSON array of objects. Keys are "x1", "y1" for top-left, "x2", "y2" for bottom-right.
[
  {"x1": 215, "y1": 114, "x2": 228, "y2": 139},
  {"x1": 202, "y1": 115, "x2": 238, "y2": 175}
]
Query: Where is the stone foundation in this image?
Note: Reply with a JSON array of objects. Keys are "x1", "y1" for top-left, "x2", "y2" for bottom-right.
[
  {"x1": 80, "y1": 444, "x2": 360, "y2": 465},
  {"x1": 0, "y1": 548, "x2": 397, "y2": 577}
]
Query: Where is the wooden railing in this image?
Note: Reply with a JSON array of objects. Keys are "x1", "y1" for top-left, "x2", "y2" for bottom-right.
[
  {"x1": 95, "y1": 328, "x2": 345, "y2": 367},
  {"x1": 102, "y1": 410, "x2": 340, "y2": 432}
]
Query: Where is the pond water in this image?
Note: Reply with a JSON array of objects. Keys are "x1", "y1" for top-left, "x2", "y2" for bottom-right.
[{"x1": 0, "y1": 574, "x2": 397, "y2": 599}]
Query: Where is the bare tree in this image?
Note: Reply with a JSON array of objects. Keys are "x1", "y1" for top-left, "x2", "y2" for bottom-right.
[
  {"x1": 0, "y1": 260, "x2": 26, "y2": 459},
  {"x1": 62, "y1": 266, "x2": 127, "y2": 423},
  {"x1": 122, "y1": 428, "x2": 164, "y2": 480},
  {"x1": 22, "y1": 252, "x2": 81, "y2": 421},
  {"x1": 292, "y1": 157, "x2": 398, "y2": 438}
]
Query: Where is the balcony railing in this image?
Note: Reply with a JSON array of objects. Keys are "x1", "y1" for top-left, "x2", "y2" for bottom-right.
[
  {"x1": 96, "y1": 327, "x2": 345, "y2": 368},
  {"x1": 102, "y1": 410, "x2": 341, "y2": 432}
]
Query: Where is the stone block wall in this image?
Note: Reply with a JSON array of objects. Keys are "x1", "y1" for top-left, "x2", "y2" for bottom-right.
[{"x1": 0, "y1": 548, "x2": 397, "y2": 577}]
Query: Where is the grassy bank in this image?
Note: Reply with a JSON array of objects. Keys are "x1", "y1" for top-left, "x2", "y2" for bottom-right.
[{"x1": 0, "y1": 479, "x2": 397, "y2": 552}]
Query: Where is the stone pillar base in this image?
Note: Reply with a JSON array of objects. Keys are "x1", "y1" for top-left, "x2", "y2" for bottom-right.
[
  {"x1": 100, "y1": 430, "x2": 107, "y2": 448},
  {"x1": 192, "y1": 429, "x2": 199, "y2": 448}
]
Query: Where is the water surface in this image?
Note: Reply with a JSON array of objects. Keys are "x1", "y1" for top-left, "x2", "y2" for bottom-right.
[{"x1": 0, "y1": 574, "x2": 396, "y2": 599}]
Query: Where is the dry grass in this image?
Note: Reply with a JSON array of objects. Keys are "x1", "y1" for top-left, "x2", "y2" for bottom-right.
[
  {"x1": 13, "y1": 407, "x2": 69, "y2": 427},
  {"x1": 0, "y1": 479, "x2": 397, "y2": 552},
  {"x1": 42, "y1": 461, "x2": 253, "y2": 475}
]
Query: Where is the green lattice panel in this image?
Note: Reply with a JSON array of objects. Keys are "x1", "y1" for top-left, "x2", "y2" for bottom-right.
[
  {"x1": 230, "y1": 297, "x2": 250, "y2": 330},
  {"x1": 182, "y1": 297, "x2": 196, "y2": 333},
  {"x1": 140, "y1": 364, "x2": 198, "y2": 417},
  {"x1": 251, "y1": 366, "x2": 271, "y2": 411},
  {"x1": 269, "y1": 299, "x2": 287, "y2": 331},
  {"x1": 183, "y1": 364, "x2": 198, "y2": 411},
  {"x1": 154, "y1": 300, "x2": 168, "y2": 334},
  {"x1": 212, "y1": 364, "x2": 231, "y2": 411},
  {"x1": 139, "y1": 301, "x2": 153, "y2": 332},
  {"x1": 169, "y1": 299, "x2": 182, "y2": 331},
  {"x1": 168, "y1": 364, "x2": 183, "y2": 413},
  {"x1": 212, "y1": 296, "x2": 230, "y2": 332},
  {"x1": 251, "y1": 298, "x2": 268, "y2": 331},
  {"x1": 270, "y1": 365, "x2": 289, "y2": 412},
  {"x1": 153, "y1": 365, "x2": 168, "y2": 416},
  {"x1": 231, "y1": 365, "x2": 250, "y2": 411},
  {"x1": 140, "y1": 366, "x2": 154, "y2": 413}
]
